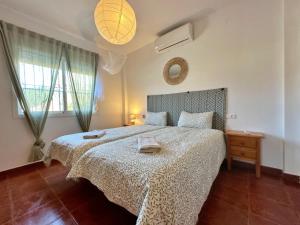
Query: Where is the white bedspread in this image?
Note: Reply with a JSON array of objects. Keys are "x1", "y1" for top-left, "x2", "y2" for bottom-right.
[
  {"x1": 43, "y1": 125, "x2": 164, "y2": 167},
  {"x1": 67, "y1": 127, "x2": 226, "y2": 225}
]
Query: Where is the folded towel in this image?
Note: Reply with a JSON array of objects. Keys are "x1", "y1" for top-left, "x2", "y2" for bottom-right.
[
  {"x1": 83, "y1": 131, "x2": 106, "y2": 139},
  {"x1": 138, "y1": 136, "x2": 161, "y2": 153}
]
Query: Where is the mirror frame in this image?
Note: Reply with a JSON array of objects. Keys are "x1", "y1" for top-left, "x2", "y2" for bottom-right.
[{"x1": 163, "y1": 57, "x2": 188, "y2": 85}]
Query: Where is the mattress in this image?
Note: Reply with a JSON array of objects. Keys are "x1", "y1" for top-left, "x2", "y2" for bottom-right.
[
  {"x1": 43, "y1": 125, "x2": 164, "y2": 167},
  {"x1": 67, "y1": 127, "x2": 226, "y2": 225}
]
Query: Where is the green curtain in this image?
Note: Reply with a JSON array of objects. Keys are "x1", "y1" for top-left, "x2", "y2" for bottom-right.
[
  {"x1": 0, "y1": 21, "x2": 63, "y2": 161},
  {"x1": 65, "y1": 45, "x2": 98, "y2": 132}
]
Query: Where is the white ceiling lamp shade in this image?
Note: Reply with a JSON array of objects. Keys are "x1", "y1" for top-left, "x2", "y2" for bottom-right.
[{"x1": 94, "y1": 0, "x2": 137, "y2": 45}]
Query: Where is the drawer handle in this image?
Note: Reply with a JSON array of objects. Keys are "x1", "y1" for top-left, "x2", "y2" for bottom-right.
[
  {"x1": 241, "y1": 152, "x2": 245, "y2": 156},
  {"x1": 240, "y1": 142, "x2": 245, "y2": 146}
]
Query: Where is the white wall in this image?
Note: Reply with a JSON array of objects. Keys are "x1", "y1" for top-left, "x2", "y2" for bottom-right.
[
  {"x1": 0, "y1": 7, "x2": 123, "y2": 172},
  {"x1": 124, "y1": 0, "x2": 284, "y2": 169},
  {"x1": 284, "y1": 0, "x2": 300, "y2": 176},
  {"x1": 1, "y1": 0, "x2": 298, "y2": 175}
]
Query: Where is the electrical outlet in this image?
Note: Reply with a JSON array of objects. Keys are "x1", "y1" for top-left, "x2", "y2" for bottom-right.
[{"x1": 226, "y1": 113, "x2": 237, "y2": 119}]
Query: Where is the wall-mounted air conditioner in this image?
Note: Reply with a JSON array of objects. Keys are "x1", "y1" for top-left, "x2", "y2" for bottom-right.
[{"x1": 154, "y1": 23, "x2": 193, "y2": 54}]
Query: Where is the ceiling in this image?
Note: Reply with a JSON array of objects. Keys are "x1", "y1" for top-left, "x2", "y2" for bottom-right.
[{"x1": 0, "y1": 0, "x2": 235, "y2": 54}]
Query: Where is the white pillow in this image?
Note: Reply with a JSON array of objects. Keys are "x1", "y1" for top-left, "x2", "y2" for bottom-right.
[
  {"x1": 144, "y1": 112, "x2": 167, "y2": 126},
  {"x1": 177, "y1": 111, "x2": 214, "y2": 129}
]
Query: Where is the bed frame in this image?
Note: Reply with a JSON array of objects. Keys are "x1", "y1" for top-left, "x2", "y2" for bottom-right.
[{"x1": 147, "y1": 88, "x2": 227, "y2": 131}]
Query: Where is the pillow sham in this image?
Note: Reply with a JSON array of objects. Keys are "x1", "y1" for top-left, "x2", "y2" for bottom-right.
[
  {"x1": 177, "y1": 111, "x2": 214, "y2": 129},
  {"x1": 144, "y1": 112, "x2": 167, "y2": 126}
]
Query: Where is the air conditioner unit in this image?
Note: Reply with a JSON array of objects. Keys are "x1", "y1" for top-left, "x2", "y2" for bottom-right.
[{"x1": 154, "y1": 23, "x2": 193, "y2": 54}]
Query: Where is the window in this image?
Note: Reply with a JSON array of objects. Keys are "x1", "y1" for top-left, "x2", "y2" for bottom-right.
[
  {"x1": 17, "y1": 61, "x2": 74, "y2": 116},
  {"x1": 14, "y1": 43, "x2": 98, "y2": 118}
]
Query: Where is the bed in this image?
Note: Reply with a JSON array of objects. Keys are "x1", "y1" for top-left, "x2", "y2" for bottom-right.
[
  {"x1": 43, "y1": 124, "x2": 165, "y2": 167},
  {"x1": 67, "y1": 88, "x2": 227, "y2": 225}
]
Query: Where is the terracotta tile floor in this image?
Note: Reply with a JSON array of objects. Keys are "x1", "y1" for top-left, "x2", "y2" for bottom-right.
[{"x1": 0, "y1": 162, "x2": 299, "y2": 225}]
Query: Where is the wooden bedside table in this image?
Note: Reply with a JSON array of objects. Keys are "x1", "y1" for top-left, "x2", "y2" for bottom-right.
[{"x1": 226, "y1": 130, "x2": 264, "y2": 178}]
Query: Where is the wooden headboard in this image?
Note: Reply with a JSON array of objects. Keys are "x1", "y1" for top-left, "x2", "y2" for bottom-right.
[{"x1": 147, "y1": 88, "x2": 227, "y2": 131}]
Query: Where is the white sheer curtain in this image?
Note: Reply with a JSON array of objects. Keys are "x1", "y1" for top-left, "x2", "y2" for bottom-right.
[
  {"x1": 0, "y1": 21, "x2": 63, "y2": 161},
  {"x1": 65, "y1": 45, "x2": 98, "y2": 132}
]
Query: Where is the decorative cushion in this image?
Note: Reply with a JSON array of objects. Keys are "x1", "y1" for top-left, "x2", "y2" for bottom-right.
[
  {"x1": 178, "y1": 111, "x2": 214, "y2": 129},
  {"x1": 144, "y1": 112, "x2": 167, "y2": 126}
]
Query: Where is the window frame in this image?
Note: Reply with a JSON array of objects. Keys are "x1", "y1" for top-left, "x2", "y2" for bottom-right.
[
  {"x1": 12, "y1": 94, "x2": 76, "y2": 119},
  {"x1": 13, "y1": 60, "x2": 76, "y2": 119}
]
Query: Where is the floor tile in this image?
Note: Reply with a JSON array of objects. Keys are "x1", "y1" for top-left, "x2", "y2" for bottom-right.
[
  {"x1": 2, "y1": 161, "x2": 300, "y2": 225},
  {"x1": 250, "y1": 173, "x2": 283, "y2": 187},
  {"x1": 48, "y1": 177, "x2": 99, "y2": 212},
  {"x1": 285, "y1": 185, "x2": 300, "y2": 213},
  {"x1": 220, "y1": 166, "x2": 250, "y2": 178},
  {"x1": 38, "y1": 162, "x2": 68, "y2": 179},
  {"x1": 49, "y1": 212, "x2": 77, "y2": 225},
  {"x1": 104, "y1": 202, "x2": 137, "y2": 225},
  {"x1": 70, "y1": 197, "x2": 136, "y2": 225},
  {"x1": 1, "y1": 221, "x2": 13, "y2": 225},
  {"x1": 214, "y1": 171, "x2": 249, "y2": 193},
  {"x1": 291, "y1": 199, "x2": 300, "y2": 214},
  {"x1": 8, "y1": 171, "x2": 48, "y2": 199},
  {"x1": 0, "y1": 194, "x2": 12, "y2": 224},
  {"x1": 250, "y1": 179, "x2": 291, "y2": 205},
  {"x1": 0, "y1": 173, "x2": 7, "y2": 182},
  {"x1": 14, "y1": 200, "x2": 68, "y2": 225},
  {"x1": 198, "y1": 197, "x2": 248, "y2": 225},
  {"x1": 45, "y1": 172, "x2": 78, "y2": 196},
  {"x1": 211, "y1": 183, "x2": 249, "y2": 210},
  {"x1": 70, "y1": 200, "x2": 109, "y2": 225},
  {"x1": 0, "y1": 176, "x2": 11, "y2": 224},
  {"x1": 0, "y1": 175, "x2": 8, "y2": 197},
  {"x1": 284, "y1": 183, "x2": 300, "y2": 192},
  {"x1": 250, "y1": 194, "x2": 300, "y2": 225},
  {"x1": 249, "y1": 213, "x2": 280, "y2": 225},
  {"x1": 11, "y1": 188, "x2": 57, "y2": 218}
]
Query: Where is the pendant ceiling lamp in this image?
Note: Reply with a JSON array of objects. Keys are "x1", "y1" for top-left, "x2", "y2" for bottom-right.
[{"x1": 94, "y1": 0, "x2": 137, "y2": 45}]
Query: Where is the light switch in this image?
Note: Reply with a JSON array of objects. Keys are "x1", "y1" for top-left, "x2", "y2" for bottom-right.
[{"x1": 226, "y1": 113, "x2": 237, "y2": 119}]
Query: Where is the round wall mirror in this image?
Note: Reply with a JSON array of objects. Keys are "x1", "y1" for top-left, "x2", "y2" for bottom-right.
[
  {"x1": 163, "y1": 57, "x2": 188, "y2": 85},
  {"x1": 169, "y1": 64, "x2": 182, "y2": 78}
]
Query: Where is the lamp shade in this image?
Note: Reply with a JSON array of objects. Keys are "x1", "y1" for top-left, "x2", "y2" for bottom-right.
[
  {"x1": 129, "y1": 113, "x2": 139, "y2": 125},
  {"x1": 94, "y1": 0, "x2": 137, "y2": 45}
]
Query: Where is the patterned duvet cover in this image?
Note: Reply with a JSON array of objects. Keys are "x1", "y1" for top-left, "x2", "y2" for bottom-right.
[
  {"x1": 67, "y1": 127, "x2": 226, "y2": 225},
  {"x1": 43, "y1": 125, "x2": 164, "y2": 167}
]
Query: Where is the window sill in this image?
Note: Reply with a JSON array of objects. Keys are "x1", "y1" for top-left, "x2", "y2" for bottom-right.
[
  {"x1": 15, "y1": 111, "x2": 76, "y2": 119},
  {"x1": 48, "y1": 111, "x2": 76, "y2": 118},
  {"x1": 14, "y1": 111, "x2": 97, "y2": 119}
]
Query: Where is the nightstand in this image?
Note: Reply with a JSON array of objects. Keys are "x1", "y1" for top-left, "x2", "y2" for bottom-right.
[{"x1": 226, "y1": 130, "x2": 264, "y2": 178}]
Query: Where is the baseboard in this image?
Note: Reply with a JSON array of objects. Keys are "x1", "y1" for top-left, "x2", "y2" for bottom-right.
[
  {"x1": 283, "y1": 173, "x2": 300, "y2": 185},
  {"x1": 0, "y1": 160, "x2": 44, "y2": 176},
  {"x1": 223, "y1": 160, "x2": 300, "y2": 185}
]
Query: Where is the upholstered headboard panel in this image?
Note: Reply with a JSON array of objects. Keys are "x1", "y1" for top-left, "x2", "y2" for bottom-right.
[{"x1": 147, "y1": 88, "x2": 227, "y2": 130}]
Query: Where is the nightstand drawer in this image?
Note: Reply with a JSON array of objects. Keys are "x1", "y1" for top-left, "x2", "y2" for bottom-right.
[
  {"x1": 230, "y1": 136, "x2": 257, "y2": 148},
  {"x1": 230, "y1": 146, "x2": 256, "y2": 159}
]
